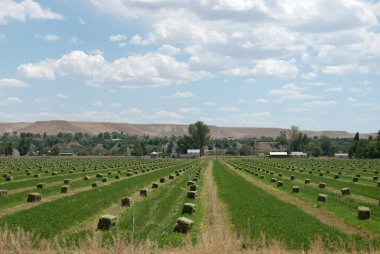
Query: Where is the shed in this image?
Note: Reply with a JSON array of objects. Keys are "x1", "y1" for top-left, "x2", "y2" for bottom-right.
[
  {"x1": 187, "y1": 149, "x2": 200, "y2": 157},
  {"x1": 150, "y1": 151, "x2": 159, "y2": 159},
  {"x1": 290, "y1": 152, "x2": 307, "y2": 157},
  {"x1": 269, "y1": 152, "x2": 288, "y2": 158},
  {"x1": 335, "y1": 153, "x2": 349, "y2": 159}
]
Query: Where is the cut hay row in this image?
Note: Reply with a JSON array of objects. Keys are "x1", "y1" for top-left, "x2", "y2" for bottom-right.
[
  {"x1": 213, "y1": 159, "x2": 374, "y2": 251},
  {"x1": 0, "y1": 160, "x2": 198, "y2": 238},
  {"x1": 227, "y1": 159, "x2": 380, "y2": 237}
]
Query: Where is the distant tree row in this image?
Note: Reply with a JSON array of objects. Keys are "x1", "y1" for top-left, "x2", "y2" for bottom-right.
[{"x1": 349, "y1": 131, "x2": 380, "y2": 158}]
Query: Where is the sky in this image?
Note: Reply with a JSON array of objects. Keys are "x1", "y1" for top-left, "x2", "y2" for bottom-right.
[{"x1": 0, "y1": 0, "x2": 380, "y2": 133}]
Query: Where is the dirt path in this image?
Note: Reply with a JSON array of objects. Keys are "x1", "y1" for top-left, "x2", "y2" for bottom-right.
[
  {"x1": 223, "y1": 161, "x2": 374, "y2": 239},
  {"x1": 197, "y1": 160, "x2": 241, "y2": 252}
]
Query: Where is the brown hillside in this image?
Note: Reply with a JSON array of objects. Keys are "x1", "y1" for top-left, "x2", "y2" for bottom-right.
[{"x1": 0, "y1": 120, "x2": 374, "y2": 139}]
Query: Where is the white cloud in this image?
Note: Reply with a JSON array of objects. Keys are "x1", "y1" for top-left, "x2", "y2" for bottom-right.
[
  {"x1": 0, "y1": 0, "x2": 63, "y2": 25},
  {"x1": 303, "y1": 100, "x2": 337, "y2": 107},
  {"x1": 109, "y1": 34, "x2": 127, "y2": 42},
  {"x1": 255, "y1": 98, "x2": 270, "y2": 104},
  {"x1": 130, "y1": 34, "x2": 149, "y2": 45},
  {"x1": 158, "y1": 44, "x2": 182, "y2": 56},
  {"x1": 204, "y1": 101, "x2": 216, "y2": 106},
  {"x1": 34, "y1": 34, "x2": 59, "y2": 42},
  {"x1": 111, "y1": 102, "x2": 122, "y2": 107},
  {"x1": 0, "y1": 78, "x2": 29, "y2": 88},
  {"x1": 0, "y1": 96, "x2": 24, "y2": 106},
  {"x1": 92, "y1": 101, "x2": 103, "y2": 107},
  {"x1": 218, "y1": 106, "x2": 238, "y2": 112},
  {"x1": 17, "y1": 50, "x2": 209, "y2": 87},
  {"x1": 268, "y1": 84, "x2": 319, "y2": 101},
  {"x1": 177, "y1": 107, "x2": 201, "y2": 114},
  {"x1": 238, "y1": 99, "x2": 248, "y2": 104},
  {"x1": 301, "y1": 72, "x2": 317, "y2": 80},
  {"x1": 286, "y1": 107, "x2": 308, "y2": 112},
  {"x1": 346, "y1": 97, "x2": 356, "y2": 103},
  {"x1": 56, "y1": 92, "x2": 66, "y2": 99},
  {"x1": 155, "y1": 110, "x2": 183, "y2": 120},
  {"x1": 322, "y1": 64, "x2": 369, "y2": 75},
  {"x1": 227, "y1": 59, "x2": 298, "y2": 79},
  {"x1": 163, "y1": 91, "x2": 195, "y2": 99}
]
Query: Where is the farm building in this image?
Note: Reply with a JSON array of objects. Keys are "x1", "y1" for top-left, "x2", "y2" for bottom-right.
[
  {"x1": 269, "y1": 152, "x2": 288, "y2": 158},
  {"x1": 187, "y1": 149, "x2": 201, "y2": 157},
  {"x1": 335, "y1": 153, "x2": 349, "y2": 159},
  {"x1": 150, "y1": 151, "x2": 159, "y2": 159},
  {"x1": 290, "y1": 152, "x2": 307, "y2": 157}
]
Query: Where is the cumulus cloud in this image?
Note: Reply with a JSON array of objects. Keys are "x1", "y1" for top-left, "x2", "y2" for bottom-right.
[
  {"x1": 109, "y1": 34, "x2": 127, "y2": 42},
  {"x1": 92, "y1": 101, "x2": 103, "y2": 107},
  {"x1": 17, "y1": 50, "x2": 209, "y2": 87},
  {"x1": 268, "y1": 84, "x2": 320, "y2": 101},
  {"x1": 34, "y1": 34, "x2": 59, "y2": 42},
  {"x1": 162, "y1": 91, "x2": 195, "y2": 99},
  {"x1": 0, "y1": 78, "x2": 30, "y2": 88},
  {"x1": 255, "y1": 98, "x2": 270, "y2": 104},
  {"x1": 218, "y1": 106, "x2": 239, "y2": 112},
  {"x1": 0, "y1": 0, "x2": 63, "y2": 25},
  {"x1": 322, "y1": 64, "x2": 369, "y2": 75},
  {"x1": 227, "y1": 59, "x2": 298, "y2": 79},
  {"x1": 0, "y1": 96, "x2": 24, "y2": 106}
]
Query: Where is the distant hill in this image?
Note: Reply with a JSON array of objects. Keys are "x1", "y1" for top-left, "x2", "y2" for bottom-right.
[{"x1": 0, "y1": 120, "x2": 374, "y2": 139}]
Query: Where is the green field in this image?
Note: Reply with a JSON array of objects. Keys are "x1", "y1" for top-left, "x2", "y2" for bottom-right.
[{"x1": 1, "y1": 156, "x2": 380, "y2": 253}]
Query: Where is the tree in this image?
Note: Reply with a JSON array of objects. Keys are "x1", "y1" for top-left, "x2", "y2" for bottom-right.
[
  {"x1": 18, "y1": 138, "x2": 31, "y2": 156},
  {"x1": 5, "y1": 142, "x2": 13, "y2": 156},
  {"x1": 188, "y1": 121, "x2": 210, "y2": 156},
  {"x1": 354, "y1": 132, "x2": 360, "y2": 142},
  {"x1": 275, "y1": 130, "x2": 288, "y2": 150}
]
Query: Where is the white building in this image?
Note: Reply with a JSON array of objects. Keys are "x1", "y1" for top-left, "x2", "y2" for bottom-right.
[
  {"x1": 269, "y1": 152, "x2": 288, "y2": 158},
  {"x1": 187, "y1": 149, "x2": 201, "y2": 157},
  {"x1": 335, "y1": 153, "x2": 349, "y2": 159},
  {"x1": 290, "y1": 152, "x2": 307, "y2": 157},
  {"x1": 150, "y1": 151, "x2": 159, "y2": 159}
]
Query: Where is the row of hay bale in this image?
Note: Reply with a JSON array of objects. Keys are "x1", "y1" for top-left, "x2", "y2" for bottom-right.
[
  {"x1": 232, "y1": 161, "x2": 378, "y2": 220},
  {"x1": 174, "y1": 166, "x2": 204, "y2": 233},
  {"x1": 97, "y1": 166, "x2": 193, "y2": 231}
]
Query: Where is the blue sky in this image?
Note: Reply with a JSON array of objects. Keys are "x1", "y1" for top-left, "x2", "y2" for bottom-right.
[{"x1": 0, "y1": 0, "x2": 379, "y2": 133}]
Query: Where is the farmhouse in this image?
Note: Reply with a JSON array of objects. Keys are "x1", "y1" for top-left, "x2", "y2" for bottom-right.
[
  {"x1": 335, "y1": 153, "x2": 349, "y2": 159},
  {"x1": 269, "y1": 152, "x2": 288, "y2": 158},
  {"x1": 290, "y1": 152, "x2": 307, "y2": 157},
  {"x1": 187, "y1": 149, "x2": 201, "y2": 157}
]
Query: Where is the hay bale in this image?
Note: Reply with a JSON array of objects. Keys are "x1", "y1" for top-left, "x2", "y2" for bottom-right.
[
  {"x1": 341, "y1": 187, "x2": 351, "y2": 196},
  {"x1": 5, "y1": 175, "x2": 13, "y2": 181},
  {"x1": 115, "y1": 175, "x2": 121, "y2": 179},
  {"x1": 317, "y1": 194, "x2": 327, "y2": 202},
  {"x1": 174, "y1": 217, "x2": 194, "y2": 233},
  {"x1": 102, "y1": 177, "x2": 108, "y2": 183},
  {"x1": 270, "y1": 178, "x2": 277, "y2": 183},
  {"x1": 187, "y1": 191, "x2": 197, "y2": 199},
  {"x1": 377, "y1": 181, "x2": 380, "y2": 187},
  {"x1": 260, "y1": 175, "x2": 265, "y2": 179},
  {"x1": 169, "y1": 175, "x2": 174, "y2": 179},
  {"x1": 121, "y1": 197, "x2": 131, "y2": 207},
  {"x1": 319, "y1": 182, "x2": 326, "y2": 189},
  {"x1": 334, "y1": 174, "x2": 340, "y2": 179},
  {"x1": 63, "y1": 179, "x2": 70, "y2": 184},
  {"x1": 353, "y1": 177, "x2": 359, "y2": 182},
  {"x1": 277, "y1": 181, "x2": 284, "y2": 187},
  {"x1": 27, "y1": 193, "x2": 41, "y2": 202},
  {"x1": 97, "y1": 214, "x2": 117, "y2": 230},
  {"x1": 83, "y1": 175, "x2": 90, "y2": 180},
  {"x1": 140, "y1": 189, "x2": 148, "y2": 197},
  {"x1": 176, "y1": 173, "x2": 180, "y2": 176},
  {"x1": 182, "y1": 203, "x2": 197, "y2": 214},
  {"x1": 292, "y1": 186, "x2": 300, "y2": 193},
  {"x1": 319, "y1": 173, "x2": 324, "y2": 177},
  {"x1": 373, "y1": 176, "x2": 378, "y2": 181},
  {"x1": 290, "y1": 175, "x2": 295, "y2": 180},
  {"x1": 61, "y1": 185, "x2": 69, "y2": 193},
  {"x1": 160, "y1": 177, "x2": 165, "y2": 183},
  {"x1": 357, "y1": 206, "x2": 371, "y2": 220},
  {"x1": 192, "y1": 178, "x2": 198, "y2": 182},
  {"x1": 36, "y1": 183, "x2": 45, "y2": 189},
  {"x1": 96, "y1": 173, "x2": 103, "y2": 178},
  {"x1": 108, "y1": 171, "x2": 112, "y2": 176},
  {"x1": 190, "y1": 185, "x2": 197, "y2": 191},
  {"x1": 152, "y1": 182, "x2": 159, "y2": 189},
  {"x1": 0, "y1": 190, "x2": 8, "y2": 196},
  {"x1": 305, "y1": 179, "x2": 311, "y2": 184},
  {"x1": 91, "y1": 182, "x2": 98, "y2": 188},
  {"x1": 187, "y1": 181, "x2": 195, "y2": 186},
  {"x1": 52, "y1": 172, "x2": 58, "y2": 176}
]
